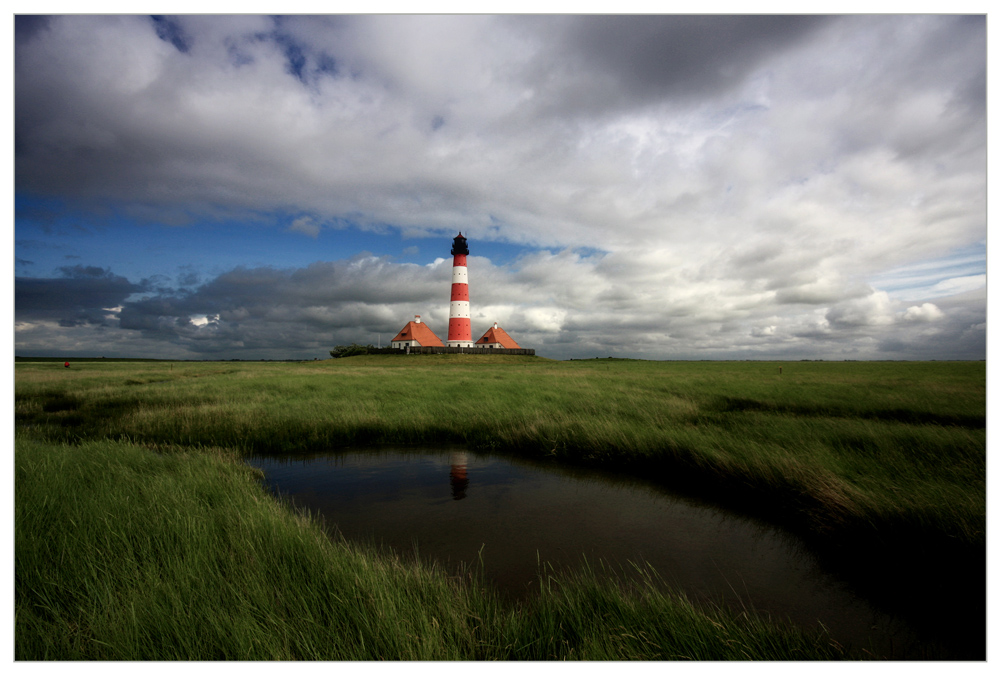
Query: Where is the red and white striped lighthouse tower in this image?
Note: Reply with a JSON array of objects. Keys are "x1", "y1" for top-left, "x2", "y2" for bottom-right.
[{"x1": 447, "y1": 232, "x2": 473, "y2": 347}]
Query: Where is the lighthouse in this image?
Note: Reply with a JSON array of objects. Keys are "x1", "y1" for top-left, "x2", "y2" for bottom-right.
[{"x1": 447, "y1": 232, "x2": 473, "y2": 347}]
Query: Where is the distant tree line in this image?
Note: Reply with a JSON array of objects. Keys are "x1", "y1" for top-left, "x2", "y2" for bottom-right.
[
  {"x1": 329, "y1": 343, "x2": 377, "y2": 358},
  {"x1": 329, "y1": 344, "x2": 401, "y2": 358},
  {"x1": 329, "y1": 344, "x2": 535, "y2": 357}
]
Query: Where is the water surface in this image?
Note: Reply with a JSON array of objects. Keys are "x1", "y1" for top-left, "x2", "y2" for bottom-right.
[{"x1": 248, "y1": 447, "x2": 948, "y2": 658}]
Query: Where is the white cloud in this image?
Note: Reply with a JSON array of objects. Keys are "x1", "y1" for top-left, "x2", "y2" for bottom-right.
[
  {"x1": 288, "y1": 216, "x2": 321, "y2": 238},
  {"x1": 826, "y1": 291, "x2": 896, "y2": 328},
  {"x1": 190, "y1": 314, "x2": 220, "y2": 327},
  {"x1": 516, "y1": 307, "x2": 568, "y2": 333},
  {"x1": 902, "y1": 303, "x2": 944, "y2": 323}
]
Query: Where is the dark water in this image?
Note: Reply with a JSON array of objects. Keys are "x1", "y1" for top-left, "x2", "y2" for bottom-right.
[{"x1": 247, "y1": 447, "x2": 958, "y2": 659}]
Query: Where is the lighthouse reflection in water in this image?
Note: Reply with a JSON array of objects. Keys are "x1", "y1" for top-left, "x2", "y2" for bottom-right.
[{"x1": 449, "y1": 451, "x2": 469, "y2": 500}]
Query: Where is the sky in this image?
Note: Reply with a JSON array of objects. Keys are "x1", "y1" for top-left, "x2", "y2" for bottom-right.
[{"x1": 11, "y1": 11, "x2": 988, "y2": 361}]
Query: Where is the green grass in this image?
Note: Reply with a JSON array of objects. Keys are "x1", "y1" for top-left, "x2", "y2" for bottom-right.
[
  {"x1": 15, "y1": 357, "x2": 985, "y2": 549},
  {"x1": 16, "y1": 436, "x2": 851, "y2": 660},
  {"x1": 14, "y1": 356, "x2": 985, "y2": 659}
]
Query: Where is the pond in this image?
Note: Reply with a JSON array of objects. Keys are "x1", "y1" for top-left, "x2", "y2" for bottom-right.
[{"x1": 247, "y1": 447, "x2": 958, "y2": 659}]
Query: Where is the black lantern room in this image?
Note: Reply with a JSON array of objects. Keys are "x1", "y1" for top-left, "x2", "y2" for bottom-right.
[{"x1": 451, "y1": 232, "x2": 469, "y2": 256}]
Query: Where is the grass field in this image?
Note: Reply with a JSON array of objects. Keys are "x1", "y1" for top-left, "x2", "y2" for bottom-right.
[{"x1": 14, "y1": 356, "x2": 986, "y2": 659}]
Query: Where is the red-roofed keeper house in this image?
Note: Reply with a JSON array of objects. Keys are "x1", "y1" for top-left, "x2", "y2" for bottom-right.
[
  {"x1": 475, "y1": 322, "x2": 521, "y2": 349},
  {"x1": 391, "y1": 315, "x2": 445, "y2": 350}
]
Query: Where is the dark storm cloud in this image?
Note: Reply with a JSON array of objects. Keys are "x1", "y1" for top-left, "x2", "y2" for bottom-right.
[
  {"x1": 893, "y1": 15, "x2": 985, "y2": 112},
  {"x1": 14, "y1": 15, "x2": 49, "y2": 44},
  {"x1": 188, "y1": 257, "x2": 447, "y2": 310},
  {"x1": 15, "y1": 266, "x2": 148, "y2": 328},
  {"x1": 16, "y1": 265, "x2": 145, "y2": 313},
  {"x1": 14, "y1": 14, "x2": 345, "y2": 214},
  {"x1": 515, "y1": 15, "x2": 832, "y2": 112},
  {"x1": 114, "y1": 256, "x2": 454, "y2": 354}
]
